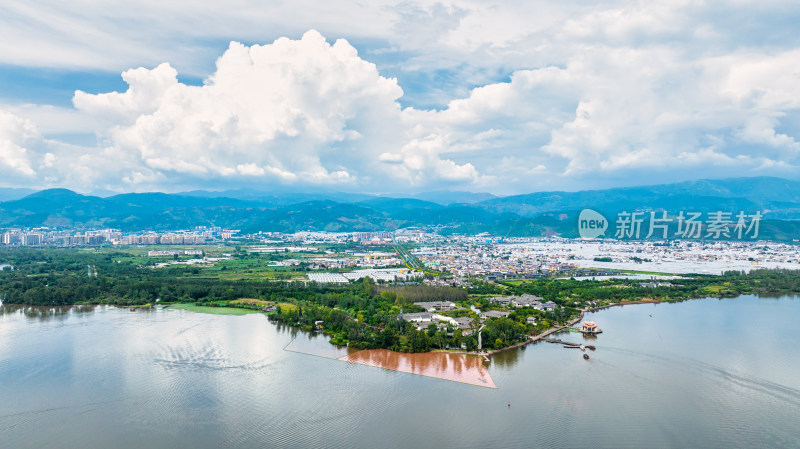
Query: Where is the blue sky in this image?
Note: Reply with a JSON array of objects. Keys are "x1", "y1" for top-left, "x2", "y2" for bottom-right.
[{"x1": 1, "y1": 0, "x2": 799, "y2": 195}]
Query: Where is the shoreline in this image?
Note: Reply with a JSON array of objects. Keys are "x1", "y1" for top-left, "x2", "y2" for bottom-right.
[
  {"x1": 0, "y1": 292, "x2": 774, "y2": 358},
  {"x1": 583, "y1": 293, "x2": 732, "y2": 313},
  {"x1": 484, "y1": 314, "x2": 584, "y2": 356},
  {"x1": 482, "y1": 294, "x2": 740, "y2": 357},
  {"x1": 586, "y1": 299, "x2": 661, "y2": 312}
]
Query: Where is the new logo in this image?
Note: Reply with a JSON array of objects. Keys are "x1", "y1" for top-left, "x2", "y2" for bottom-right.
[{"x1": 578, "y1": 209, "x2": 608, "y2": 238}]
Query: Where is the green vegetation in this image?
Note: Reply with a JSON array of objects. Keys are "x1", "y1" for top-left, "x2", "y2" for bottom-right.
[
  {"x1": 2, "y1": 247, "x2": 800, "y2": 354},
  {"x1": 168, "y1": 303, "x2": 262, "y2": 315},
  {"x1": 268, "y1": 279, "x2": 477, "y2": 352},
  {"x1": 488, "y1": 269, "x2": 800, "y2": 309}
]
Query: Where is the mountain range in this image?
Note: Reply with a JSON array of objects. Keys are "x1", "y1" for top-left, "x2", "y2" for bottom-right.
[{"x1": 0, "y1": 177, "x2": 798, "y2": 240}]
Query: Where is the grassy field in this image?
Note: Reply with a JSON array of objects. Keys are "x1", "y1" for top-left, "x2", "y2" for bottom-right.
[
  {"x1": 84, "y1": 244, "x2": 369, "y2": 282},
  {"x1": 167, "y1": 303, "x2": 262, "y2": 315},
  {"x1": 702, "y1": 285, "x2": 730, "y2": 294},
  {"x1": 498, "y1": 280, "x2": 525, "y2": 286},
  {"x1": 86, "y1": 244, "x2": 235, "y2": 266},
  {"x1": 276, "y1": 302, "x2": 298, "y2": 312},
  {"x1": 193, "y1": 257, "x2": 307, "y2": 280}
]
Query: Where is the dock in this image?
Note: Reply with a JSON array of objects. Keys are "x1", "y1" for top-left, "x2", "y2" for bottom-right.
[
  {"x1": 484, "y1": 315, "x2": 584, "y2": 357},
  {"x1": 544, "y1": 338, "x2": 582, "y2": 348}
]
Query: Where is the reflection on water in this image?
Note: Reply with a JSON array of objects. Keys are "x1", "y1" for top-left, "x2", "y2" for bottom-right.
[
  {"x1": 0, "y1": 304, "x2": 98, "y2": 320},
  {"x1": 285, "y1": 330, "x2": 496, "y2": 387},
  {"x1": 72, "y1": 304, "x2": 97, "y2": 314},
  {"x1": 490, "y1": 345, "x2": 521, "y2": 368},
  {"x1": 283, "y1": 330, "x2": 360, "y2": 359},
  {"x1": 340, "y1": 350, "x2": 496, "y2": 388},
  {"x1": 1, "y1": 296, "x2": 800, "y2": 448}
]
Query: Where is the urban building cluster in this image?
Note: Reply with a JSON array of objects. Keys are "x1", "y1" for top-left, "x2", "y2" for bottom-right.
[
  {"x1": 260, "y1": 229, "x2": 433, "y2": 245},
  {"x1": 0, "y1": 226, "x2": 238, "y2": 247},
  {"x1": 2, "y1": 231, "x2": 44, "y2": 246},
  {"x1": 3, "y1": 226, "x2": 799, "y2": 278},
  {"x1": 410, "y1": 239, "x2": 591, "y2": 281},
  {"x1": 410, "y1": 237, "x2": 800, "y2": 278},
  {"x1": 0, "y1": 227, "x2": 439, "y2": 248}
]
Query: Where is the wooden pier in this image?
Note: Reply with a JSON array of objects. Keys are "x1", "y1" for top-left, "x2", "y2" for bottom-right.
[
  {"x1": 484, "y1": 315, "x2": 584, "y2": 357},
  {"x1": 544, "y1": 338, "x2": 581, "y2": 348}
]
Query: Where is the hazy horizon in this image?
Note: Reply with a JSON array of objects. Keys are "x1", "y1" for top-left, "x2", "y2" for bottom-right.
[{"x1": 2, "y1": 174, "x2": 798, "y2": 201}]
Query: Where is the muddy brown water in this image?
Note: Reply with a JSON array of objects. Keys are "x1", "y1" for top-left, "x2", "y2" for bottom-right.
[{"x1": 339, "y1": 349, "x2": 496, "y2": 388}]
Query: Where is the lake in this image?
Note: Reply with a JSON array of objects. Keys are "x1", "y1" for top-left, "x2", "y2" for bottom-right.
[{"x1": 1, "y1": 295, "x2": 799, "y2": 448}]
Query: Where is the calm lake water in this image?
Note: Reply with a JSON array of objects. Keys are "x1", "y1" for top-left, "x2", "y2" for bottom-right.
[{"x1": 2, "y1": 295, "x2": 799, "y2": 448}]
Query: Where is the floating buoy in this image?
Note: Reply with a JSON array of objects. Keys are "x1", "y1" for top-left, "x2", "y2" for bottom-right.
[{"x1": 507, "y1": 401, "x2": 511, "y2": 407}]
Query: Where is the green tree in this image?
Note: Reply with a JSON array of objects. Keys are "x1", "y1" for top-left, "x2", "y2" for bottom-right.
[
  {"x1": 451, "y1": 329, "x2": 463, "y2": 349},
  {"x1": 465, "y1": 335, "x2": 477, "y2": 351},
  {"x1": 427, "y1": 322, "x2": 438, "y2": 337}
]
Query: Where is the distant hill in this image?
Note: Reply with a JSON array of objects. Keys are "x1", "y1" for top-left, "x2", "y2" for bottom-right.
[
  {"x1": 0, "y1": 187, "x2": 36, "y2": 202},
  {"x1": 356, "y1": 197, "x2": 444, "y2": 214},
  {"x1": 477, "y1": 177, "x2": 800, "y2": 219},
  {"x1": 406, "y1": 190, "x2": 497, "y2": 205},
  {"x1": 177, "y1": 189, "x2": 374, "y2": 205},
  {"x1": 0, "y1": 177, "x2": 798, "y2": 240},
  {"x1": 177, "y1": 188, "x2": 496, "y2": 206}
]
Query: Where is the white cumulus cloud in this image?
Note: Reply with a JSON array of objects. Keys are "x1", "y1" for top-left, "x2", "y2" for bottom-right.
[
  {"x1": 3, "y1": 9, "x2": 800, "y2": 194},
  {"x1": 72, "y1": 30, "x2": 484, "y2": 191},
  {"x1": 0, "y1": 110, "x2": 38, "y2": 177}
]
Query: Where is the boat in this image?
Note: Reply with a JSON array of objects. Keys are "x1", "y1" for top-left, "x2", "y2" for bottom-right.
[
  {"x1": 586, "y1": 345, "x2": 596, "y2": 351},
  {"x1": 583, "y1": 354, "x2": 590, "y2": 360},
  {"x1": 130, "y1": 307, "x2": 136, "y2": 311},
  {"x1": 580, "y1": 344, "x2": 586, "y2": 351}
]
